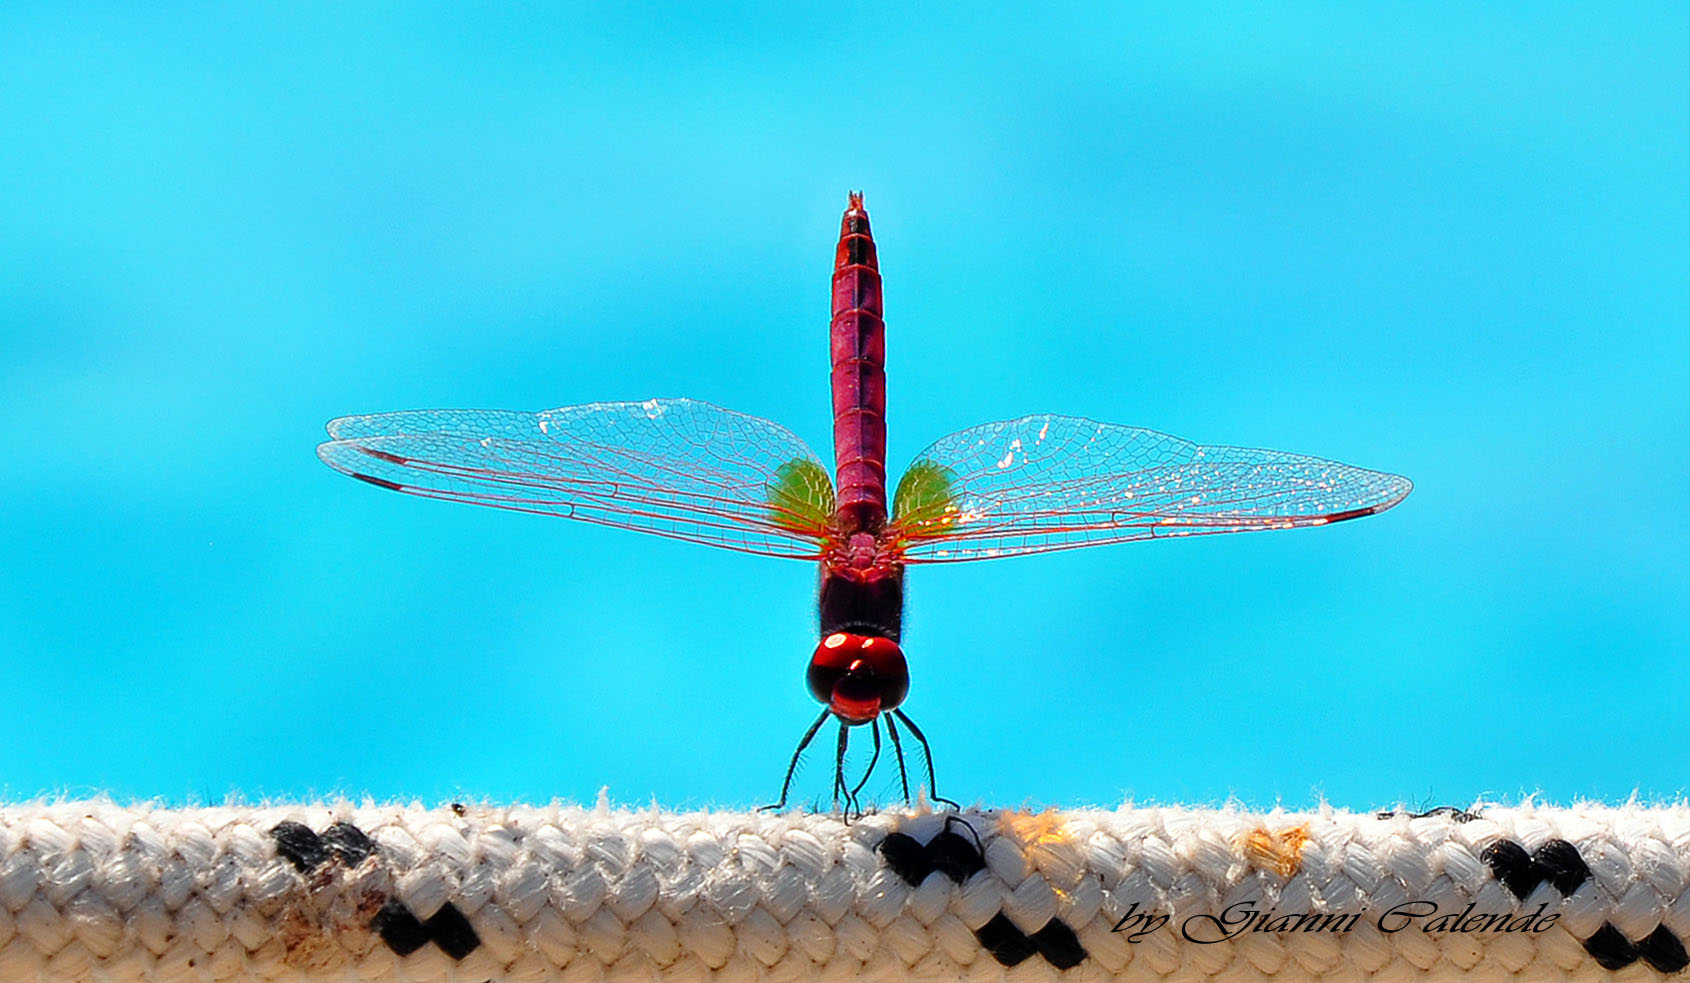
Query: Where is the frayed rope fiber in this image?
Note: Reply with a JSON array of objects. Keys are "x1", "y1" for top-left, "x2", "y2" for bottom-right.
[{"x1": 3, "y1": 801, "x2": 1690, "y2": 981}]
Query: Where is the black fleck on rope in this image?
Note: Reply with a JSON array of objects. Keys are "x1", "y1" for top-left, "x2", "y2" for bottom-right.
[
  {"x1": 1584, "y1": 923, "x2": 1641, "y2": 971},
  {"x1": 423, "y1": 903, "x2": 481, "y2": 960},
  {"x1": 1028, "y1": 920, "x2": 1087, "y2": 970},
  {"x1": 270, "y1": 821, "x2": 330, "y2": 873},
  {"x1": 878, "y1": 833, "x2": 935, "y2": 886},
  {"x1": 878, "y1": 822, "x2": 1085, "y2": 969},
  {"x1": 1481, "y1": 838, "x2": 1590, "y2": 899},
  {"x1": 1637, "y1": 925, "x2": 1690, "y2": 974},
  {"x1": 1530, "y1": 839, "x2": 1590, "y2": 895},
  {"x1": 371, "y1": 900, "x2": 431, "y2": 956},
  {"x1": 927, "y1": 826, "x2": 987, "y2": 882},
  {"x1": 1482, "y1": 836, "x2": 1690, "y2": 974},
  {"x1": 272, "y1": 820, "x2": 482, "y2": 961},
  {"x1": 319, "y1": 821, "x2": 376, "y2": 865},
  {"x1": 975, "y1": 913, "x2": 1039, "y2": 966},
  {"x1": 1579, "y1": 922, "x2": 1690, "y2": 973}
]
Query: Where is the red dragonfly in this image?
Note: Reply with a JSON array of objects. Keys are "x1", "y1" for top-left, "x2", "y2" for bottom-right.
[{"x1": 318, "y1": 193, "x2": 1411, "y2": 811}]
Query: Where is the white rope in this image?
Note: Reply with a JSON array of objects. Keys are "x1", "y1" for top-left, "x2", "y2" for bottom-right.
[{"x1": 1, "y1": 799, "x2": 1687, "y2": 981}]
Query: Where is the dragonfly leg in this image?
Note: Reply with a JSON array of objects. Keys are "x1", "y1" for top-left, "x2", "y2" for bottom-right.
[
  {"x1": 885, "y1": 713, "x2": 912, "y2": 802},
  {"x1": 849, "y1": 718, "x2": 883, "y2": 803},
  {"x1": 892, "y1": 709, "x2": 960, "y2": 810},
  {"x1": 832, "y1": 720, "x2": 857, "y2": 818},
  {"x1": 760, "y1": 708, "x2": 831, "y2": 812},
  {"x1": 944, "y1": 813, "x2": 984, "y2": 853}
]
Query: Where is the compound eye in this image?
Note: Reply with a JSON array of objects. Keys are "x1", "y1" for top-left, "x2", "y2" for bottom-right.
[
  {"x1": 824, "y1": 635, "x2": 905, "y2": 712},
  {"x1": 807, "y1": 632, "x2": 855, "y2": 703},
  {"x1": 878, "y1": 671, "x2": 909, "y2": 711},
  {"x1": 806, "y1": 664, "x2": 838, "y2": 704},
  {"x1": 863, "y1": 638, "x2": 909, "y2": 710}
]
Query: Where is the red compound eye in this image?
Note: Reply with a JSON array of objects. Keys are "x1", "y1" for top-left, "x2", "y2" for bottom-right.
[{"x1": 807, "y1": 633, "x2": 909, "y2": 724}]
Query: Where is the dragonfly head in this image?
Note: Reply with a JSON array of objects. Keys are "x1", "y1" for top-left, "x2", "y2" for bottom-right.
[{"x1": 808, "y1": 632, "x2": 908, "y2": 725}]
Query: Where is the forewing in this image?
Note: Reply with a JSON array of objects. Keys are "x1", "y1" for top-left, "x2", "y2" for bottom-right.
[
  {"x1": 889, "y1": 414, "x2": 1411, "y2": 561},
  {"x1": 318, "y1": 398, "x2": 834, "y2": 559}
]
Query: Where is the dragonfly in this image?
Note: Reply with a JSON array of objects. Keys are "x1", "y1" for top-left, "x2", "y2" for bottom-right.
[{"x1": 318, "y1": 192, "x2": 1411, "y2": 813}]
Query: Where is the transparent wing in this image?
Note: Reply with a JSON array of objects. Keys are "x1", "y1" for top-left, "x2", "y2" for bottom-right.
[
  {"x1": 318, "y1": 398, "x2": 836, "y2": 559},
  {"x1": 888, "y1": 414, "x2": 1411, "y2": 562}
]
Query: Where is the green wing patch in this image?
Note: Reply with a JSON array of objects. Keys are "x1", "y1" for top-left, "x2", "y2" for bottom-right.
[
  {"x1": 767, "y1": 458, "x2": 835, "y2": 532},
  {"x1": 893, "y1": 459, "x2": 960, "y2": 534}
]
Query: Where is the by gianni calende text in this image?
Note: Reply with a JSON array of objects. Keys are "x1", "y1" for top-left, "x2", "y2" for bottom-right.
[{"x1": 1112, "y1": 900, "x2": 1560, "y2": 944}]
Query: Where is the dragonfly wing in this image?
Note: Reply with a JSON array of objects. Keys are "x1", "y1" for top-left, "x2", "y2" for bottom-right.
[
  {"x1": 888, "y1": 414, "x2": 1411, "y2": 562},
  {"x1": 318, "y1": 398, "x2": 836, "y2": 559}
]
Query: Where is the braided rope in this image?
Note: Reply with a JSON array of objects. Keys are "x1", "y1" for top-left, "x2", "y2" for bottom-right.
[{"x1": 2, "y1": 801, "x2": 1688, "y2": 981}]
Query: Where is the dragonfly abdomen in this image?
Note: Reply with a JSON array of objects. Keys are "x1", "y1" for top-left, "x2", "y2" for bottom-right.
[{"x1": 830, "y1": 192, "x2": 889, "y2": 530}]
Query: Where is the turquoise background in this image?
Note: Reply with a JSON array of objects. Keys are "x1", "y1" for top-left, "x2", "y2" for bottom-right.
[{"x1": 3, "y1": 3, "x2": 1686, "y2": 810}]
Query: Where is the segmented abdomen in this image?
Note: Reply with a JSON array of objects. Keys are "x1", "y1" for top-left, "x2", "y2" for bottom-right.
[{"x1": 830, "y1": 193, "x2": 888, "y2": 530}]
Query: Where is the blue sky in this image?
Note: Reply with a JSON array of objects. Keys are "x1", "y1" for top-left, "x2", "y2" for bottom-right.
[{"x1": 2, "y1": 3, "x2": 1686, "y2": 810}]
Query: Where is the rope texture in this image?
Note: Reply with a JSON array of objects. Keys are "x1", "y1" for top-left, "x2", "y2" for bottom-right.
[{"x1": 1, "y1": 801, "x2": 1687, "y2": 981}]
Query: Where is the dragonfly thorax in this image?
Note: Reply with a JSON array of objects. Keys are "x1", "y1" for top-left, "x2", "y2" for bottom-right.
[
  {"x1": 844, "y1": 531, "x2": 879, "y2": 570},
  {"x1": 808, "y1": 632, "x2": 908, "y2": 725},
  {"x1": 817, "y1": 540, "x2": 905, "y2": 641},
  {"x1": 827, "y1": 530, "x2": 899, "y2": 578}
]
